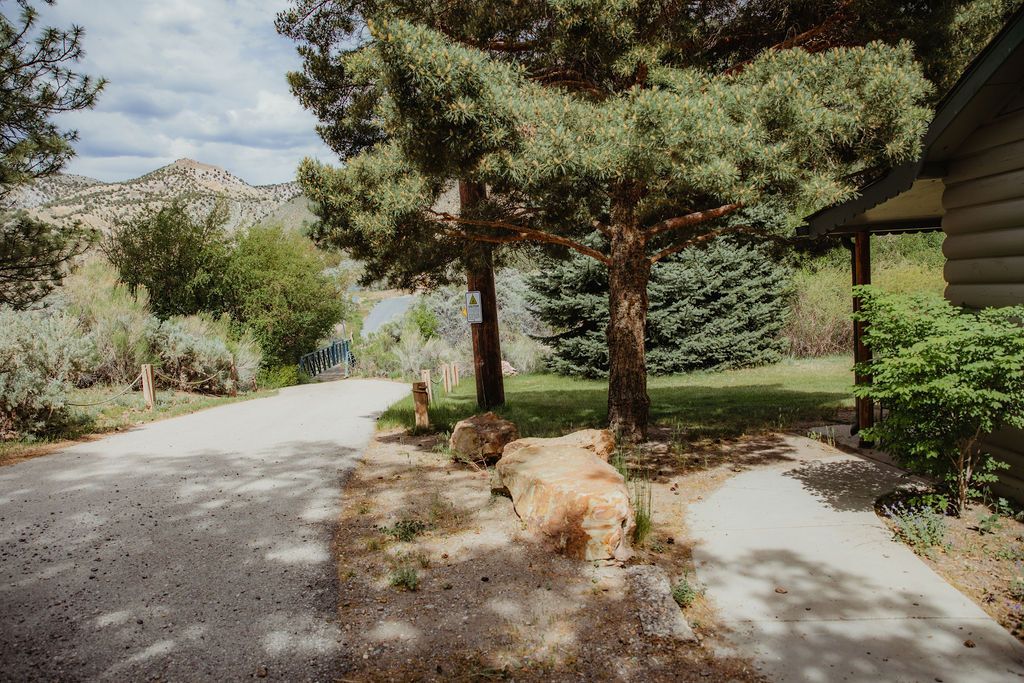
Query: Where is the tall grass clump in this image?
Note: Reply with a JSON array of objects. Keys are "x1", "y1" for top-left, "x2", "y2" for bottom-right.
[{"x1": 58, "y1": 260, "x2": 154, "y2": 384}]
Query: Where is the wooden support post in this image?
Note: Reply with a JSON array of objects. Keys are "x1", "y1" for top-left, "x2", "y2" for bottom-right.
[
  {"x1": 420, "y1": 369, "x2": 432, "y2": 403},
  {"x1": 442, "y1": 364, "x2": 451, "y2": 394},
  {"x1": 141, "y1": 364, "x2": 156, "y2": 411},
  {"x1": 460, "y1": 181, "x2": 505, "y2": 410},
  {"x1": 412, "y1": 382, "x2": 430, "y2": 429},
  {"x1": 452, "y1": 362, "x2": 459, "y2": 387},
  {"x1": 851, "y1": 231, "x2": 874, "y2": 438}
]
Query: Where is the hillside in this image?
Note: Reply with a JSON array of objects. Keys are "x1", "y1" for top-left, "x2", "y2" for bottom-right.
[{"x1": 7, "y1": 159, "x2": 304, "y2": 233}]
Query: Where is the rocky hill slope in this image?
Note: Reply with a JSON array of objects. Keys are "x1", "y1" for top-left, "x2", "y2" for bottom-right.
[{"x1": 6, "y1": 159, "x2": 306, "y2": 233}]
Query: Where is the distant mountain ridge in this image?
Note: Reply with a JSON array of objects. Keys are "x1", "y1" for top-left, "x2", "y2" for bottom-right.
[{"x1": 5, "y1": 159, "x2": 312, "y2": 233}]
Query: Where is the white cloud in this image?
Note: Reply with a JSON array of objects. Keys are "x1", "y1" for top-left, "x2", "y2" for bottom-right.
[{"x1": 34, "y1": 0, "x2": 335, "y2": 184}]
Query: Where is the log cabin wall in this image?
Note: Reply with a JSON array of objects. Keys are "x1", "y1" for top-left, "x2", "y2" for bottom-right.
[{"x1": 942, "y1": 101, "x2": 1024, "y2": 501}]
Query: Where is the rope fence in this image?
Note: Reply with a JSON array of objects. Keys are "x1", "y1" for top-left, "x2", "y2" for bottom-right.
[
  {"x1": 65, "y1": 373, "x2": 143, "y2": 407},
  {"x1": 154, "y1": 369, "x2": 226, "y2": 388}
]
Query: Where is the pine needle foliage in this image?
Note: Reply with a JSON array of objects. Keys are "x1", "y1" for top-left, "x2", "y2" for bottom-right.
[
  {"x1": 277, "y1": 0, "x2": 1000, "y2": 436},
  {"x1": 529, "y1": 239, "x2": 790, "y2": 378}
]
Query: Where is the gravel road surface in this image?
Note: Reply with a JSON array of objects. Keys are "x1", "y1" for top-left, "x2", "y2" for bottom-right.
[{"x1": 0, "y1": 379, "x2": 406, "y2": 681}]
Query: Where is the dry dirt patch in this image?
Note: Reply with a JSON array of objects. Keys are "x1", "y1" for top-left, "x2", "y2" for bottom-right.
[{"x1": 332, "y1": 429, "x2": 773, "y2": 681}]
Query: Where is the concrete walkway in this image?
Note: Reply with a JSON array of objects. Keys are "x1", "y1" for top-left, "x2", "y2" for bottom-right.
[
  {"x1": 689, "y1": 434, "x2": 1024, "y2": 683},
  {"x1": 0, "y1": 379, "x2": 407, "y2": 682}
]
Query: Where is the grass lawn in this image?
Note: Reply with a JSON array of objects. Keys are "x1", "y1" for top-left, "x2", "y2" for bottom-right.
[
  {"x1": 379, "y1": 355, "x2": 854, "y2": 439},
  {"x1": 0, "y1": 385, "x2": 276, "y2": 466}
]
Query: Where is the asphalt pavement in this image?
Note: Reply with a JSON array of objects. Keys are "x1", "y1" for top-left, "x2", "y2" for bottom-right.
[{"x1": 0, "y1": 379, "x2": 407, "y2": 681}]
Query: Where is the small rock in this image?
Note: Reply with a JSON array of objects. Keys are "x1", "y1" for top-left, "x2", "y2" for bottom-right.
[
  {"x1": 964, "y1": 639, "x2": 976, "y2": 648},
  {"x1": 774, "y1": 587, "x2": 788, "y2": 594},
  {"x1": 625, "y1": 565, "x2": 697, "y2": 642},
  {"x1": 256, "y1": 665, "x2": 268, "y2": 678},
  {"x1": 449, "y1": 413, "x2": 519, "y2": 463}
]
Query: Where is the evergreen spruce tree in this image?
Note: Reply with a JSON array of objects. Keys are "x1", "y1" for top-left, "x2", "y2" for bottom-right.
[
  {"x1": 279, "y1": 1, "x2": 1006, "y2": 437},
  {"x1": 529, "y1": 240, "x2": 790, "y2": 378}
]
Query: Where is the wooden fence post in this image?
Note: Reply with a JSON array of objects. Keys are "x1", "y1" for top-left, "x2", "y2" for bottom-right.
[
  {"x1": 452, "y1": 363, "x2": 459, "y2": 387},
  {"x1": 420, "y1": 369, "x2": 432, "y2": 403},
  {"x1": 412, "y1": 382, "x2": 430, "y2": 429},
  {"x1": 141, "y1": 364, "x2": 156, "y2": 411},
  {"x1": 442, "y1": 364, "x2": 451, "y2": 394}
]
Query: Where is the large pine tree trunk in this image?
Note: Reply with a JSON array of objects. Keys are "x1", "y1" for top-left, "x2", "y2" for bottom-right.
[
  {"x1": 606, "y1": 216, "x2": 651, "y2": 440},
  {"x1": 460, "y1": 180, "x2": 505, "y2": 410}
]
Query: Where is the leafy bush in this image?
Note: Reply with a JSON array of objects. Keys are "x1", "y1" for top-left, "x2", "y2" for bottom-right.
[
  {"x1": 528, "y1": 239, "x2": 791, "y2": 377},
  {"x1": 256, "y1": 364, "x2": 305, "y2": 389},
  {"x1": 857, "y1": 288, "x2": 1024, "y2": 513},
  {"x1": 884, "y1": 501, "x2": 948, "y2": 554},
  {"x1": 104, "y1": 202, "x2": 232, "y2": 318},
  {"x1": 0, "y1": 307, "x2": 93, "y2": 438},
  {"x1": 223, "y1": 224, "x2": 349, "y2": 367}
]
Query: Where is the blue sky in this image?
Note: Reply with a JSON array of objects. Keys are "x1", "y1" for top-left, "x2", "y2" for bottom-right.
[{"x1": 35, "y1": 0, "x2": 334, "y2": 185}]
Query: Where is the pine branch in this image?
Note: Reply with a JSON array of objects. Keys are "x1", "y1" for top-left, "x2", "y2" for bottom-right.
[
  {"x1": 648, "y1": 225, "x2": 751, "y2": 263},
  {"x1": 645, "y1": 202, "x2": 743, "y2": 237},
  {"x1": 428, "y1": 210, "x2": 610, "y2": 264}
]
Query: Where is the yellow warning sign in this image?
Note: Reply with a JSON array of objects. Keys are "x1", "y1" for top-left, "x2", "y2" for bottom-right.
[{"x1": 465, "y1": 291, "x2": 483, "y2": 324}]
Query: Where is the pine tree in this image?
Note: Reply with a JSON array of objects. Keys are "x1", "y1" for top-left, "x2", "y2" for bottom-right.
[
  {"x1": 529, "y1": 240, "x2": 790, "y2": 378},
  {"x1": 0, "y1": 0, "x2": 105, "y2": 308},
  {"x1": 279, "y1": 1, "x2": 1003, "y2": 438}
]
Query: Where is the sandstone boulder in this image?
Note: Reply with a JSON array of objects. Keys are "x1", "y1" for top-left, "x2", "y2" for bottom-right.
[
  {"x1": 495, "y1": 444, "x2": 634, "y2": 561},
  {"x1": 503, "y1": 429, "x2": 616, "y2": 462},
  {"x1": 449, "y1": 412, "x2": 519, "y2": 463}
]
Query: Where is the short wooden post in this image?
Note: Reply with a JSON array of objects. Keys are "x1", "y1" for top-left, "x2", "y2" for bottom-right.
[
  {"x1": 452, "y1": 363, "x2": 459, "y2": 387},
  {"x1": 412, "y1": 382, "x2": 430, "y2": 429},
  {"x1": 442, "y1": 364, "x2": 451, "y2": 394},
  {"x1": 141, "y1": 364, "x2": 156, "y2": 411},
  {"x1": 420, "y1": 369, "x2": 432, "y2": 403}
]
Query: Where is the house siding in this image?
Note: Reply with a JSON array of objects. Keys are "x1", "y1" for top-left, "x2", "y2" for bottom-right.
[{"x1": 942, "y1": 106, "x2": 1024, "y2": 501}]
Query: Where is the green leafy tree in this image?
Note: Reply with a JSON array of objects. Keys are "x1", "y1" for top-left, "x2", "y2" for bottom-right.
[
  {"x1": 855, "y1": 287, "x2": 1024, "y2": 514},
  {"x1": 103, "y1": 202, "x2": 232, "y2": 318},
  {"x1": 1, "y1": 0, "x2": 104, "y2": 307},
  {"x1": 224, "y1": 224, "x2": 348, "y2": 367},
  {"x1": 529, "y1": 239, "x2": 790, "y2": 378},
  {"x1": 0, "y1": 212, "x2": 94, "y2": 307}
]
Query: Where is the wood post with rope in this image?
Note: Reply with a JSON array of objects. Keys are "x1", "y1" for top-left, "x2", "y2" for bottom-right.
[
  {"x1": 442, "y1": 364, "x2": 451, "y2": 393},
  {"x1": 412, "y1": 381, "x2": 430, "y2": 429},
  {"x1": 451, "y1": 362, "x2": 459, "y2": 387},
  {"x1": 141, "y1": 364, "x2": 156, "y2": 411},
  {"x1": 420, "y1": 369, "x2": 432, "y2": 403}
]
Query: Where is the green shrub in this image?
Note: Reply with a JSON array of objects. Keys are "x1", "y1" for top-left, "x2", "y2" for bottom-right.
[
  {"x1": 256, "y1": 364, "x2": 304, "y2": 389},
  {"x1": 858, "y1": 287, "x2": 1024, "y2": 513},
  {"x1": 671, "y1": 576, "x2": 702, "y2": 608},
  {"x1": 884, "y1": 502, "x2": 948, "y2": 554},
  {"x1": 528, "y1": 239, "x2": 790, "y2": 377},
  {"x1": 380, "y1": 519, "x2": 429, "y2": 542},
  {"x1": 0, "y1": 307, "x2": 93, "y2": 438},
  {"x1": 223, "y1": 224, "x2": 349, "y2": 367},
  {"x1": 104, "y1": 202, "x2": 232, "y2": 318},
  {"x1": 389, "y1": 566, "x2": 419, "y2": 591}
]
